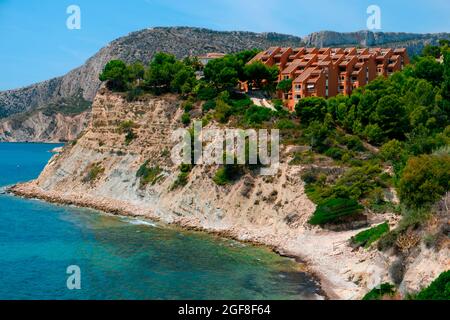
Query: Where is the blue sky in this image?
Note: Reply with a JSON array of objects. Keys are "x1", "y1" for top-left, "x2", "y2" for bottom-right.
[{"x1": 1, "y1": 0, "x2": 450, "y2": 91}]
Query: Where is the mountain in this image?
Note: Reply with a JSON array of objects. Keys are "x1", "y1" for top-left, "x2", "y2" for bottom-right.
[{"x1": 1, "y1": 27, "x2": 449, "y2": 142}]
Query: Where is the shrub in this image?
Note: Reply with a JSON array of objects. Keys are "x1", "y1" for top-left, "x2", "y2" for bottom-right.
[
  {"x1": 171, "y1": 172, "x2": 189, "y2": 190},
  {"x1": 295, "y1": 97, "x2": 327, "y2": 122},
  {"x1": 119, "y1": 120, "x2": 137, "y2": 145},
  {"x1": 183, "y1": 101, "x2": 193, "y2": 112},
  {"x1": 308, "y1": 198, "x2": 364, "y2": 225},
  {"x1": 126, "y1": 87, "x2": 144, "y2": 102},
  {"x1": 214, "y1": 99, "x2": 233, "y2": 123},
  {"x1": 181, "y1": 112, "x2": 191, "y2": 125},
  {"x1": 415, "y1": 270, "x2": 450, "y2": 300},
  {"x1": 202, "y1": 100, "x2": 216, "y2": 112},
  {"x1": 351, "y1": 222, "x2": 389, "y2": 248},
  {"x1": 275, "y1": 118, "x2": 297, "y2": 130},
  {"x1": 362, "y1": 283, "x2": 396, "y2": 300},
  {"x1": 197, "y1": 85, "x2": 217, "y2": 100},
  {"x1": 324, "y1": 164, "x2": 383, "y2": 201},
  {"x1": 324, "y1": 147, "x2": 344, "y2": 160},
  {"x1": 136, "y1": 161, "x2": 164, "y2": 187},
  {"x1": 84, "y1": 163, "x2": 104, "y2": 183},
  {"x1": 243, "y1": 105, "x2": 272, "y2": 125},
  {"x1": 344, "y1": 135, "x2": 365, "y2": 151},
  {"x1": 398, "y1": 153, "x2": 450, "y2": 208},
  {"x1": 125, "y1": 131, "x2": 136, "y2": 145},
  {"x1": 213, "y1": 164, "x2": 242, "y2": 186},
  {"x1": 380, "y1": 139, "x2": 405, "y2": 162}
]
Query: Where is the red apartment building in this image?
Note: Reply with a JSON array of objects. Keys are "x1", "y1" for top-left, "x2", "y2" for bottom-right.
[{"x1": 247, "y1": 46, "x2": 409, "y2": 110}]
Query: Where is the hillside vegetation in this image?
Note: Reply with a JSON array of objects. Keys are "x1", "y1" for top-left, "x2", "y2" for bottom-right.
[{"x1": 96, "y1": 40, "x2": 450, "y2": 298}]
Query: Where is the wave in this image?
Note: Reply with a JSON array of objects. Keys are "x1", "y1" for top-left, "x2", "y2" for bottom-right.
[{"x1": 123, "y1": 218, "x2": 158, "y2": 227}]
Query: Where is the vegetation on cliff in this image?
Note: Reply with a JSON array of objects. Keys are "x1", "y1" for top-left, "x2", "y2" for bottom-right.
[{"x1": 98, "y1": 42, "x2": 449, "y2": 298}]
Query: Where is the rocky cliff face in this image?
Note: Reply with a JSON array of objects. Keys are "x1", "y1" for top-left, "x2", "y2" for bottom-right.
[
  {"x1": 303, "y1": 30, "x2": 450, "y2": 55},
  {"x1": 2, "y1": 27, "x2": 450, "y2": 142},
  {"x1": 11, "y1": 89, "x2": 448, "y2": 299}
]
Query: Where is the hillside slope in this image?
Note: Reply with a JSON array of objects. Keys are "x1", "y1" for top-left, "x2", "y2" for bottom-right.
[{"x1": 10, "y1": 89, "x2": 448, "y2": 299}]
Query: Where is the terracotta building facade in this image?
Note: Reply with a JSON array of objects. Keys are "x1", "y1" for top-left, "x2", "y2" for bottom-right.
[{"x1": 247, "y1": 46, "x2": 409, "y2": 110}]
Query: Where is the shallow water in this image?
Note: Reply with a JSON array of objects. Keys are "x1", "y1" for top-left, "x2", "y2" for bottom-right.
[{"x1": 0, "y1": 143, "x2": 321, "y2": 299}]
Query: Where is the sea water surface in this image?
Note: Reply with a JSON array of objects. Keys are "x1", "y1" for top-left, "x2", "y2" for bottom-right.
[{"x1": 0, "y1": 143, "x2": 321, "y2": 300}]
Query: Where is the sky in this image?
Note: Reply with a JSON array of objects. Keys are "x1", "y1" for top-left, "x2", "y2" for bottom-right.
[{"x1": 1, "y1": 0, "x2": 450, "y2": 91}]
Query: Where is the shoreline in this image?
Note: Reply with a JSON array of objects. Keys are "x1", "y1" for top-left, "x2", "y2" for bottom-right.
[{"x1": 8, "y1": 182, "x2": 333, "y2": 300}]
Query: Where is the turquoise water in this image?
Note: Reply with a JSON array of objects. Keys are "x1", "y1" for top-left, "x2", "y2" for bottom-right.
[{"x1": 0, "y1": 143, "x2": 321, "y2": 300}]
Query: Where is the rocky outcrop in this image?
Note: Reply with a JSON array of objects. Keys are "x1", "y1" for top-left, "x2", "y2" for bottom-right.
[
  {"x1": 9, "y1": 89, "x2": 448, "y2": 299},
  {"x1": 0, "y1": 111, "x2": 90, "y2": 142},
  {"x1": 2, "y1": 27, "x2": 450, "y2": 142},
  {"x1": 303, "y1": 30, "x2": 450, "y2": 55}
]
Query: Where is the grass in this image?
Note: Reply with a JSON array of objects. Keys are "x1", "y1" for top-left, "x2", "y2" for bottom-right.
[
  {"x1": 415, "y1": 270, "x2": 450, "y2": 300},
  {"x1": 351, "y1": 222, "x2": 389, "y2": 248},
  {"x1": 362, "y1": 283, "x2": 396, "y2": 300}
]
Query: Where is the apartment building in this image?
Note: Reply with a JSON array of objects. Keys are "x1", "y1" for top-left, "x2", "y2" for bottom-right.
[{"x1": 247, "y1": 46, "x2": 409, "y2": 111}]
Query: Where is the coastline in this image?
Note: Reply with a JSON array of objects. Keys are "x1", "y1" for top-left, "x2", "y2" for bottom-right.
[{"x1": 8, "y1": 182, "x2": 334, "y2": 299}]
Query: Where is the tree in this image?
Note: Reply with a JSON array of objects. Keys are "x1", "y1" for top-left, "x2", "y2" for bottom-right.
[
  {"x1": 372, "y1": 94, "x2": 408, "y2": 140},
  {"x1": 398, "y1": 153, "x2": 450, "y2": 208},
  {"x1": 171, "y1": 67, "x2": 196, "y2": 95},
  {"x1": 442, "y1": 50, "x2": 450, "y2": 100},
  {"x1": 295, "y1": 97, "x2": 327, "y2": 123},
  {"x1": 422, "y1": 45, "x2": 441, "y2": 58},
  {"x1": 127, "y1": 62, "x2": 145, "y2": 83},
  {"x1": 243, "y1": 61, "x2": 278, "y2": 90},
  {"x1": 99, "y1": 60, "x2": 130, "y2": 91},
  {"x1": 204, "y1": 55, "x2": 242, "y2": 90},
  {"x1": 144, "y1": 53, "x2": 179, "y2": 93},
  {"x1": 413, "y1": 56, "x2": 444, "y2": 87},
  {"x1": 234, "y1": 49, "x2": 260, "y2": 65},
  {"x1": 380, "y1": 139, "x2": 405, "y2": 163},
  {"x1": 277, "y1": 79, "x2": 293, "y2": 97}
]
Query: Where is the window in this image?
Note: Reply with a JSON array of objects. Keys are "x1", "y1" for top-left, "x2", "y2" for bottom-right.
[{"x1": 295, "y1": 84, "x2": 301, "y2": 91}]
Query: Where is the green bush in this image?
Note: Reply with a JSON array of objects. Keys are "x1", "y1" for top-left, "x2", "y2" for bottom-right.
[
  {"x1": 197, "y1": 85, "x2": 218, "y2": 100},
  {"x1": 181, "y1": 112, "x2": 191, "y2": 125},
  {"x1": 399, "y1": 153, "x2": 450, "y2": 208},
  {"x1": 243, "y1": 105, "x2": 272, "y2": 125},
  {"x1": 351, "y1": 222, "x2": 389, "y2": 248},
  {"x1": 308, "y1": 198, "x2": 364, "y2": 225},
  {"x1": 362, "y1": 283, "x2": 396, "y2": 300},
  {"x1": 125, "y1": 130, "x2": 136, "y2": 145},
  {"x1": 84, "y1": 163, "x2": 105, "y2": 183},
  {"x1": 202, "y1": 100, "x2": 216, "y2": 112},
  {"x1": 275, "y1": 118, "x2": 297, "y2": 130},
  {"x1": 324, "y1": 147, "x2": 344, "y2": 160},
  {"x1": 136, "y1": 161, "x2": 164, "y2": 187},
  {"x1": 119, "y1": 120, "x2": 137, "y2": 145},
  {"x1": 415, "y1": 270, "x2": 450, "y2": 300},
  {"x1": 344, "y1": 135, "x2": 365, "y2": 151},
  {"x1": 171, "y1": 172, "x2": 189, "y2": 190}
]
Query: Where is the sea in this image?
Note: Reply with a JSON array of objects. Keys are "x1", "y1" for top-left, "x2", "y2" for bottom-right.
[{"x1": 0, "y1": 142, "x2": 321, "y2": 299}]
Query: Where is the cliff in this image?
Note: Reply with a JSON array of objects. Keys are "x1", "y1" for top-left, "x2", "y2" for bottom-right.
[
  {"x1": 10, "y1": 89, "x2": 448, "y2": 299},
  {"x1": 2, "y1": 27, "x2": 450, "y2": 142}
]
